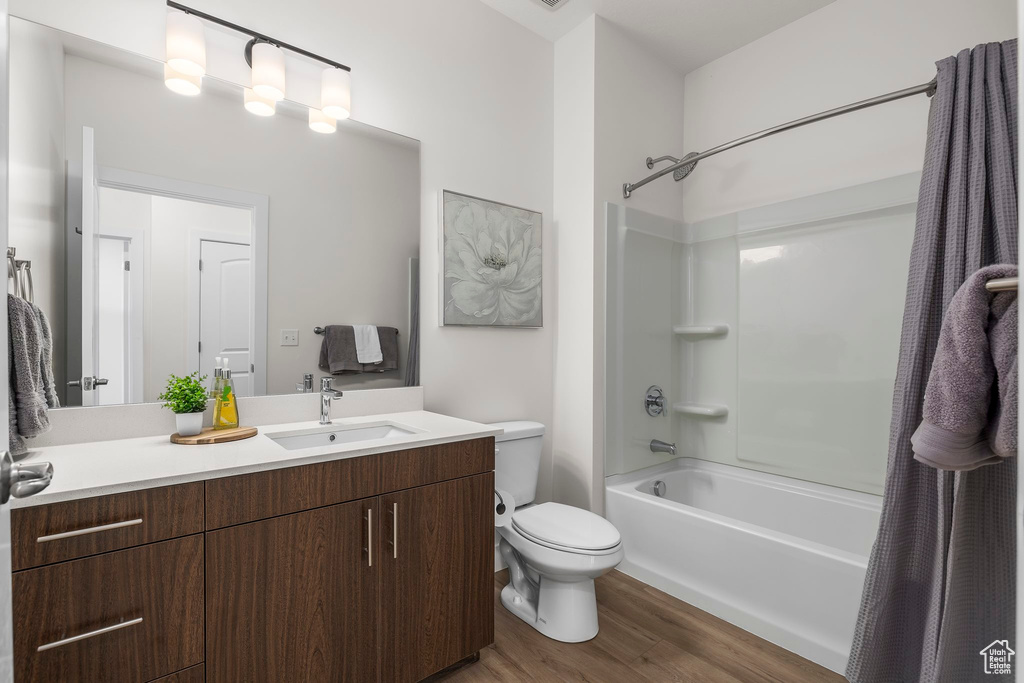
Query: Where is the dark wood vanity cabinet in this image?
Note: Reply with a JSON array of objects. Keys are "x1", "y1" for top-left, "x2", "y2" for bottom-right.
[
  {"x1": 205, "y1": 498, "x2": 380, "y2": 683},
  {"x1": 10, "y1": 437, "x2": 495, "y2": 683},
  {"x1": 381, "y1": 475, "x2": 495, "y2": 683}
]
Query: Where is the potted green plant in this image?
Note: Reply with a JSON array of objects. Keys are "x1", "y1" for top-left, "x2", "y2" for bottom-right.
[{"x1": 159, "y1": 372, "x2": 209, "y2": 436}]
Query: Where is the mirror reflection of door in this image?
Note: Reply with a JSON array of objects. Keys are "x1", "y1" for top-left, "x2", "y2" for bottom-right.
[
  {"x1": 94, "y1": 230, "x2": 143, "y2": 405},
  {"x1": 198, "y1": 239, "x2": 252, "y2": 397},
  {"x1": 79, "y1": 126, "x2": 99, "y2": 405}
]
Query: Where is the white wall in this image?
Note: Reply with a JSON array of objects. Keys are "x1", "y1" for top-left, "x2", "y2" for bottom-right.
[
  {"x1": 552, "y1": 16, "x2": 597, "y2": 510},
  {"x1": 553, "y1": 16, "x2": 686, "y2": 510},
  {"x1": 682, "y1": 0, "x2": 1017, "y2": 223},
  {"x1": 13, "y1": 0, "x2": 557, "y2": 501},
  {"x1": 9, "y1": 19, "x2": 66, "y2": 401}
]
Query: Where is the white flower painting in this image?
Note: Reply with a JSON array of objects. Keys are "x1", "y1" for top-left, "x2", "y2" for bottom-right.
[{"x1": 442, "y1": 191, "x2": 543, "y2": 327}]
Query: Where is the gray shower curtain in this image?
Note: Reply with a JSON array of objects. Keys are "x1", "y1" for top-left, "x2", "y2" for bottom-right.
[{"x1": 847, "y1": 39, "x2": 1018, "y2": 683}]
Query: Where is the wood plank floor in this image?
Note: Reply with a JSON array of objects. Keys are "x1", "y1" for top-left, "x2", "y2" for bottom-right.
[{"x1": 444, "y1": 569, "x2": 846, "y2": 683}]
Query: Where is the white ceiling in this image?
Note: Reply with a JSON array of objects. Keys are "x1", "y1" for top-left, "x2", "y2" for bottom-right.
[{"x1": 478, "y1": 0, "x2": 836, "y2": 75}]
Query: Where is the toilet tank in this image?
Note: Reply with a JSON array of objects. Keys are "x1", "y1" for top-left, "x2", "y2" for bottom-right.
[{"x1": 490, "y1": 421, "x2": 545, "y2": 507}]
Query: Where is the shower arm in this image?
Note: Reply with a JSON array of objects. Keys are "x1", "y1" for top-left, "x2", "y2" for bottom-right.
[{"x1": 623, "y1": 77, "x2": 937, "y2": 198}]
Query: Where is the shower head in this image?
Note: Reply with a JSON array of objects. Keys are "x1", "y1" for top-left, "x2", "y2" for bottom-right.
[
  {"x1": 672, "y1": 152, "x2": 700, "y2": 181},
  {"x1": 644, "y1": 151, "x2": 700, "y2": 182}
]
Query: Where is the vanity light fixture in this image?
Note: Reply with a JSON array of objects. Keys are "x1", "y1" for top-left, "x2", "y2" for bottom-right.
[
  {"x1": 320, "y1": 67, "x2": 351, "y2": 120},
  {"x1": 165, "y1": 10, "x2": 206, "y2": 77},
  {"x1": 165, "y1": 1, "x2": 353, "y2": 118},
  {"x1": 164, "y1": 63, "x2": 202, "y2": 96},
  {"x1": 243, "y1": 87, "x2": 275, "y2": 116},
  {"x1": 249, "y1": 40, "x2": 286, "y2": 101},
  {"x1": 308, "y1": 109, "x2": 337, "y2": 134}
]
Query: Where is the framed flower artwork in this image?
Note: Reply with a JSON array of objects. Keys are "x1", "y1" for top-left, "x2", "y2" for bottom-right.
[{"x1": 441, "y1": 190, "x2": 543, "y2": 327}]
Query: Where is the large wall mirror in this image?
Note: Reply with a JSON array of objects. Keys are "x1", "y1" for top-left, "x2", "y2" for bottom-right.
[{"x1": 8, "y1": 17, "x2": 421, "y2": 408}]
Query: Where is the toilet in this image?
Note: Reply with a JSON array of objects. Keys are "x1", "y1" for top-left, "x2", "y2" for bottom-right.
[{"x1": 491, "y1": 421, "x2": 623, "y2": 643}]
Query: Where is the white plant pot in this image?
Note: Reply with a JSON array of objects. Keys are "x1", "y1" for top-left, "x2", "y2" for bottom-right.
[{"x1": 175, "y1": 412, "x2": 204, "y2": 437}]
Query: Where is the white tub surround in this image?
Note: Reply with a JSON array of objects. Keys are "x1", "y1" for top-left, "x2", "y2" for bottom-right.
[
  {"x1": 13, "y1": 409, "x2": 501, "y2": 507},
  {"x1": 606, "y1": 457, "x2": 881, "y2": 674}
]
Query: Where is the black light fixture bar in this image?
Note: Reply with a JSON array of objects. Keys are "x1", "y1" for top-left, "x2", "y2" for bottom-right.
[{"x1": 166, "y1": 0, "x2": 351, "y2": 72}]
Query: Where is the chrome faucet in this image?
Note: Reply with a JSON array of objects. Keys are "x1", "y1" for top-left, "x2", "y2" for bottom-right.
[
  {"x1": 319, "y1": 377, "x2": 343, "y2": 424},
  {"x1": 650, "y1": 439, "x2": 677, "y2": 456}
]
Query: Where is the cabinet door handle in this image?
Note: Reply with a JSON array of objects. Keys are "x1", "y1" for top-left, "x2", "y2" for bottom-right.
[
  {"x1": 37, "y1": 518, "x2": 142, "y2": 543},
  {"x1": 37, "y1": 617, "x2": 143, "y2": 651},
  {"x1": 366, "y1": 507, "x2": 373, "y2": 567},
  {"x1": 391, "y1": 502, "x2": 398, "y2": 559}
]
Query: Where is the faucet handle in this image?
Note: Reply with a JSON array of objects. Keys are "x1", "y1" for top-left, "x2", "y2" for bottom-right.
[{"x1": 321, "y1": 376, "x2": 333, "y2": 392}]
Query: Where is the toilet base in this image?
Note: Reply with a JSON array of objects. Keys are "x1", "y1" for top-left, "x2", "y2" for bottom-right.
[{"x1": 501, "y1": 577, "x2": 599, "y2": 643}]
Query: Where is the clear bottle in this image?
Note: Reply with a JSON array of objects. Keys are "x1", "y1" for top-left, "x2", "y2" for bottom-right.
[
  {"x1": 209, "y1": 357, "x2": 223, "y2": 398},
  {"x1": 213, "y1": 364, "x2": 239, "y2": 430}
]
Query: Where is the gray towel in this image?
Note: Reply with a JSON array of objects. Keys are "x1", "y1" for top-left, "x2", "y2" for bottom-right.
[
  {"x1": 319, "y1": 325, "x2": 363, "y2": 375},
  {"x1": 911, "y1": 264, "x2": 1018, "y2": 470},
  {"x1": 32, "y1": 303, "x2": 59, "y2": 409},
  {"x1": 319, "y1": 325, "x2": 400, "y2": 375},
  {"x1": 8, "y1": 294, "x2": 51, "y2": 456},
  {"x1": 366, "y1": 327, "x2": 399, "y2": 374}
]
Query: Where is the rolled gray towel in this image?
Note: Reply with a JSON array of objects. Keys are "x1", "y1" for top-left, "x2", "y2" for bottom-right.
[{"x1": 911, "y1": 264, "x2": 1018, "y2": 470}]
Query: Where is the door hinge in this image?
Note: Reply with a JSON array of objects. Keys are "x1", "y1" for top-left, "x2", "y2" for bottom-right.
[
  {"x1": 124, "y1": 260, "x2": 130, "y2": 271},
  {"x1": 198, "y1": 259, "x2": 203, "y2": 271},
  {"x1": 251, "y1": 363, "x2": 255, "y2": 373},
  {"x1": 198, "y1": 341, "x2": 201, "y2": 353}
]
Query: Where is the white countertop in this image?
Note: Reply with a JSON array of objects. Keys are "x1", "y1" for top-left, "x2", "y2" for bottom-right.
[{"x1": 12, "y1": 411, "x2": 502, "y2": 508}]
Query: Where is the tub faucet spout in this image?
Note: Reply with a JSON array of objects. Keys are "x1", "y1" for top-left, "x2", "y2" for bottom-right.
[{"x1": 650, "y1": 439, "x2": 677, "y2": 456}]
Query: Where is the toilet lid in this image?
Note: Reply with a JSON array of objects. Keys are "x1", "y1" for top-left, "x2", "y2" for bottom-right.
[{"x1": 511, "y1": 502, "x2": 621, "y2": 552}]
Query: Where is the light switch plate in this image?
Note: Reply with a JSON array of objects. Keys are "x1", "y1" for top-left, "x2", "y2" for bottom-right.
[{"x1": 280, "y1": 329, "x2": 299, "y2": 346}]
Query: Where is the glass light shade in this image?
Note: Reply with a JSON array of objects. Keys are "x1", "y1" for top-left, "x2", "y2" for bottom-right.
[
  {"x1": 243, "y1": 88, "x2": 276, "y2": 116},
  {"x1": 320, "y1": 68, "x2": 351, "y2": 120},
  {"x1": 164, "y1": 64, "x2": 201, "y2": 96},
  {"x1": 165, "y1": 11, "x2": 206, "y2": 77},
  {"x1": 251, "y1": 42, "x2": 286, "y2": 101},
  {"x1": 308, "y1": 109, "x2": 337, "y2": 134}
]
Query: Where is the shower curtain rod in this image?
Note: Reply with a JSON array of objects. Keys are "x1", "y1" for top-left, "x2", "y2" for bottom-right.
[{"x1": 622, "y1": 77, "x2": 938, "y2": 199}]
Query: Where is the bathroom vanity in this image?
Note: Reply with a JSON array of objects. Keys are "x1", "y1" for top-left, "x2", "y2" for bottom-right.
[{"x1": 9, "y1": 413, "x2": 498, "y2": 683}]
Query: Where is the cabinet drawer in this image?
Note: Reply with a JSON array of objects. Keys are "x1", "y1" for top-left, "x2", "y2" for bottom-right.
[
  {"x1": 12, "y1": 482, "x2": 204, "y2": 571},
  {"x1": 150, "y1": 664, "x2": 204, "y2": 683},
  {"x1": 13, "y1": 535, "x2": 205, "y2": 683},
  {"x1": 205, "y1": 437, "x2": 494, "y2": 529}
]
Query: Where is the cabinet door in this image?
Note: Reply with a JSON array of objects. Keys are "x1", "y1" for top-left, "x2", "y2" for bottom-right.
[
  {"x1": 205, "y1": 498, "x2": 379, "y2": 683},
  {"x1": 381, "y1": 473, "x2": 494, "y2": 682}
]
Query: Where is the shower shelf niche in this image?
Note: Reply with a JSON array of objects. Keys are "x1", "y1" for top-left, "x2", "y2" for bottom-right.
[
  {"x1": 672, "y1": 324, "x2": 729, "y2": 338},
  {"x1": 673, "y1": 403, "x2": 729, "y2": 418}
]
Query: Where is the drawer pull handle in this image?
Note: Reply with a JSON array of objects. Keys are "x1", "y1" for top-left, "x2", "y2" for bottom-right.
[
  {"x1": 37, "y1": 518, "x2": 143, "y2": 543},
  {"x1": 37, "y1": 617, "x2": 143, "y2": 651},
  {"x1": 366, "y1": 507, "x2": 373, "y2": 567},
  {"x1": 392, "y1": 502, "x2": 398, "y2": 559}
]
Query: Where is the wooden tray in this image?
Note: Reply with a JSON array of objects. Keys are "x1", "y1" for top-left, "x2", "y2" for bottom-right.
[{"x1": 171, "y1": 426, "x2": 258, "y2": 445}]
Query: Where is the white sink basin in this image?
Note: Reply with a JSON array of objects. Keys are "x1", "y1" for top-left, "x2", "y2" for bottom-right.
[{"x1": 269, "y1": 422, "x2": 415, "y2": 451}]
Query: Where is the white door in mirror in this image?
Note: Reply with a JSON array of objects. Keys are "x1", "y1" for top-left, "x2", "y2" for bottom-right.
[{"x1": 199, "y1": 240, "x2": 253, "y2": 397}]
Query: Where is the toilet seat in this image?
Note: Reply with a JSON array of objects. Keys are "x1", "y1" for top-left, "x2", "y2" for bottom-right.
[{"x1": 511, "y1": 503, "x2": 621, "y2": 555}]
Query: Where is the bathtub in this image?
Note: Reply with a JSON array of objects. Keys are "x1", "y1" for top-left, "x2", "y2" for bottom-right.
[{"x1": 605, "y1": 457, "x2": 881, "y2": 674}]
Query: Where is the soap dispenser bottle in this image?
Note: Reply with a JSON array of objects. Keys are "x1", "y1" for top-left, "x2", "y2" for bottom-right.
[
  {"x1": 209, "y1": 357, "x2": 223, "y2": 398},
  {"x1": 213, "y1": 359, "x2": 240, "y2": 430}
]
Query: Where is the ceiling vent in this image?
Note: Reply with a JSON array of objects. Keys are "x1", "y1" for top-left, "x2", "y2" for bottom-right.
[{"x1": 533, "y1": 0, "x2": 571, "y2": 10}]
